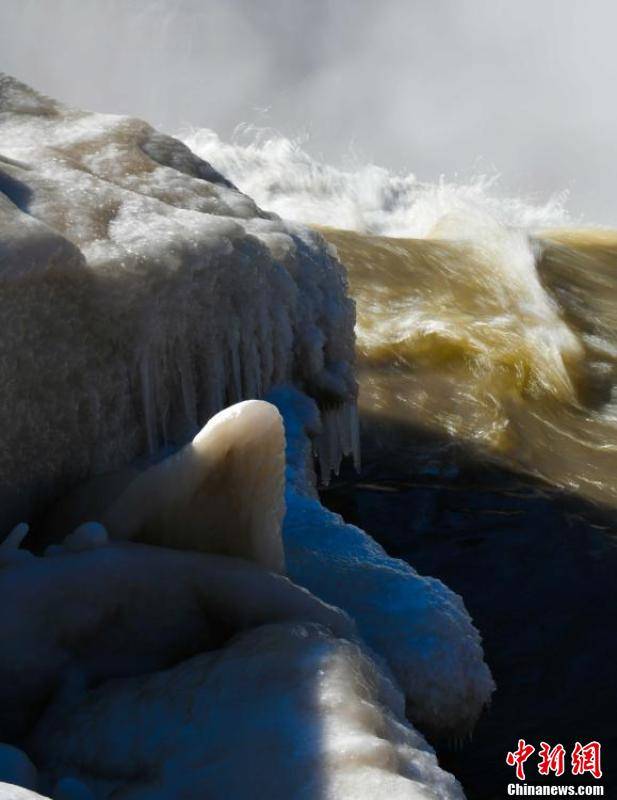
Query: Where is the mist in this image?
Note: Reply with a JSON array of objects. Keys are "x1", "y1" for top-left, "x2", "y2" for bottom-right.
[{"x1": 1, "y1": 0, "x2": 616, "y2": 224}]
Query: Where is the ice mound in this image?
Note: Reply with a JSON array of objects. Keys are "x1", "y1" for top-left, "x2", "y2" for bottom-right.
[
  {"x1": 0, "y1": 74, "x2": 357, "y2": 533},
  {"x1": 271, "y1": 388, "x2": 495, "y2": 737},
  {"x1": 0, "y1": 538, "x2": 354, "y2": 741},
  {"x1": 44, "y1": 400, "x2": 287, "y2": 573},
  {"x1": 0, "y1": 491, "x2": 466, "y2": 800},
  {"x1": 25, "y1": 624, "x2": 463, "y2": 800}
]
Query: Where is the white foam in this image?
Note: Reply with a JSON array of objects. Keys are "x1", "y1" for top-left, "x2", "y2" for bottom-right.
[{"x1": 183, "y1": 126, "x2": 570, "y2": 238}]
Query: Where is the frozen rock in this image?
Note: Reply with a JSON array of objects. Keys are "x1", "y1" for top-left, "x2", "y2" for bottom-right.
[
  {"x1": 0, "y1": 75, "x2": 357, "y2": 535},
  {"x1": 29, "y1": 624, "x2": 465, "y2": 800}
]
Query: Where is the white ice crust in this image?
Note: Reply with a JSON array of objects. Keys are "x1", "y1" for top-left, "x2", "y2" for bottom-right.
[
  {"x1": 271, "y1": 388, "x2": 495, "y2": 737},
  {"x1": 0, "y1": 74, "x2": 357, "y2": 533}
]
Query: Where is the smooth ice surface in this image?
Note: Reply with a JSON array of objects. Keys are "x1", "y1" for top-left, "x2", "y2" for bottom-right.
[
  {"x1": 103, "y1": 400, "x2": 287, "y2": 572},
  {"x1": 0, "y1": 75, "x2": 357, "y2": 534},
  {"x1": 271, "y1": 388, "x2": 495, "y2": 737}
]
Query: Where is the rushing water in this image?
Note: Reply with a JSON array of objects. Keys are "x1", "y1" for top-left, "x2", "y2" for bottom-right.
[
  {"x1": 188, "y1": 127, "x2": 617, "y2": 508},
  {"x1": 318, "y1": 224, "x2": 617, "y2": 795},
  {"x1": 188, "y1": 129, "x2": 617, "y2": 795},
  {"x1": 324, "y1": 226, "x2": 617, "y2": 509}
]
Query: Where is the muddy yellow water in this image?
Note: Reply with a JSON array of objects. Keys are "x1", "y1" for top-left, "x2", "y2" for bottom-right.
[{"x1": 319, "y1": 225, "x2": 617, "y2": 507}]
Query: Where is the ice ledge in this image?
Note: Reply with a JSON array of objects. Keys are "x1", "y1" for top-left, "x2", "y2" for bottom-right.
[{"x1": 0, "y1": 75, "x2": 357, "y2": 532}]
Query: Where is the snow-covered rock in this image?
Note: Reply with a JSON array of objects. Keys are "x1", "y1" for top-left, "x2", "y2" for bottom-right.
[{"x1": 0, "y1": 74, "x2": 357, "y2": 534}]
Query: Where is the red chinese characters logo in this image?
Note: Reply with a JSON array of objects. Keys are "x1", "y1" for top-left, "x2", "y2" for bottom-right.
[
  {"x1": 506, "y1": 740, "x2": 535, "y2": 781},
  {"x1": 571, "y1": 741, "x2": 602, "y2": 779},
  {"x1": 506, "y1": 740, "x2": 602, "y2": 781},
  {"x1": 538, "y1": 742, "x2": 566, "y2": 777}
]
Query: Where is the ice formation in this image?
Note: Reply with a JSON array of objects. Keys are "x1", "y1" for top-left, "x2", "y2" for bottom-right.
[
  {"x1": 0, "y1": 77, "x2": 494, "y2": 798},
  {"x1": 0, "y1": 539, "x2": 467, "y2": 799},
  {"x1": 104, "y1": 400, "x2": 286, "y2": 571},
  {"x1": 271, "y1": 388, "x2": 495, "y2": 737},
  {"x1": 36, "y1": 391, "x2": 493, "y2": 740},
  {"x1": 0, "y1": 394, "x2": 470, "y2": 798},
  {"x1": 0, "y1": 74, "x2": 357, "y2": 534},
  {"x1": 26, "y1": 624, "x2": 464, "y2": 800},
  {"x1": 44, "y1": 401, "x2": 287, "y2": 573},
  {"x1": 0, "y1": 538, "x2": 355, "y2": 741}
]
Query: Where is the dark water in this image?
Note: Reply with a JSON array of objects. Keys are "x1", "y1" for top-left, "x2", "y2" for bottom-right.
[{"x1": 321, "y1": 414, "x2": 617, "y2": 799}]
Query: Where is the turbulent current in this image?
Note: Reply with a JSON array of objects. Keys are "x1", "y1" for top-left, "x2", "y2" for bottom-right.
[{"x1": 186, "y1": 129, "x2": 617, "y2": 508}]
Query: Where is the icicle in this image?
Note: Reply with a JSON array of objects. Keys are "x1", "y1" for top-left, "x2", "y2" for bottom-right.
[
  {"x1": 349, "y1": 402, "x2": 361, "y2": 471},
  {"x1": 314, "y1": 402, "x2": 360, "y2": 483},
  {"x1": 230, "y1": 337, "x2": 242, "y2": 403},
  {"x1": 178, "y1": 345, "x2": 198, "y2": 432},
  {"x1": 139, "y1": 354, "x2": 157, "y2": 454}
]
